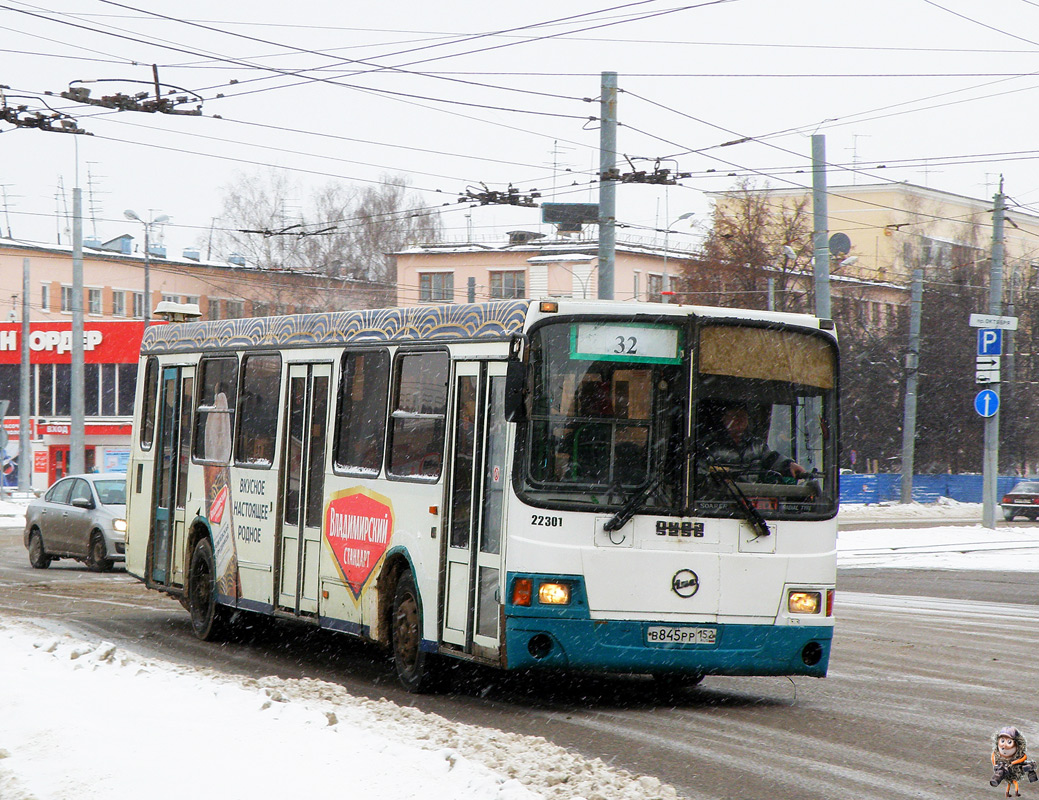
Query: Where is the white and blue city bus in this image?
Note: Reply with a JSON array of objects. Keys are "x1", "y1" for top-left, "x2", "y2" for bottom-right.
[{"x1": 124, "y1": 299, "x2": 838, "y2": 691}]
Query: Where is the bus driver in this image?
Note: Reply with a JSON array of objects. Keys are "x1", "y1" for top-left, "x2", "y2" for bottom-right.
[{"x1": 701, "y1": 401, "x2": 806, "y2": 480}]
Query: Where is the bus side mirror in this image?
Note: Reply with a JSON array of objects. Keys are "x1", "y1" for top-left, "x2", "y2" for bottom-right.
[{"x1": 504, "y1": 361, "x2": 527, "y2": 422}]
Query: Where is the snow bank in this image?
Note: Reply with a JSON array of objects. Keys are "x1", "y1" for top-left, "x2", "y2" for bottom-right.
[
  {"x1": 838, "y1": 524, "x2": 1039, "y2": 570},
  {"x1": 0, "y1": 619, "x2": 678, "y2": 800}
]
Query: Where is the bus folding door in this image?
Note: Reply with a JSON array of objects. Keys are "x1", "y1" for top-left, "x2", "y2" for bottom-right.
[
  {"x1": 150, "y1": 365, "x2": 194, "y2": 587},
  {"x1": 441, "y1": 361, "x2": 508, "y2": 662},
  {"x1": 277, "y1": 362, "x2": 331, "y2": 616}
]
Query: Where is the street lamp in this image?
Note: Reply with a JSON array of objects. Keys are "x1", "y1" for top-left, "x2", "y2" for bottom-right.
[
  {"x1": 124, "y1": 209, "x2": 169, "y2": 322},
  {"x1": 662, "y1": 212, "x2": 695, "y2": 303},
  {"x1": 526, "y1": 254, "x2": 597, "y2": 300}
]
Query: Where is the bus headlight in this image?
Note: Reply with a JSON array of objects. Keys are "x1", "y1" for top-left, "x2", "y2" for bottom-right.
[
  {"x1": 788, "y1": 590, "x2": 821, "y2": 614},
  {"x1": 538, "y1": 582, "x2": 571, "y2": 605},
  {"x1": 113, "y1": 518, "x2": 127, "y2": 533}
]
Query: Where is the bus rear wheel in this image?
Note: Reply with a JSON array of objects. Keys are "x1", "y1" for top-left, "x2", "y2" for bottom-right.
[
  {"x1": 391, "y1": 571, "x2": 440, "y2": 693},
  {"x1": 188, "y1": 537, "x2": 230, "y2": 642}
]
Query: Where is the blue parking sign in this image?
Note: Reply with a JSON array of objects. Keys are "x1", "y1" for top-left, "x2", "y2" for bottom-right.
[{"x1": 978, "y1": 328, "x2": 1002, "y2": 356}]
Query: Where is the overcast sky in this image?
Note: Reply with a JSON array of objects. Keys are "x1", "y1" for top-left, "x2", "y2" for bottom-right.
[{"x1": 2, "y1": 0, "x2": 1039, "y2": 260}]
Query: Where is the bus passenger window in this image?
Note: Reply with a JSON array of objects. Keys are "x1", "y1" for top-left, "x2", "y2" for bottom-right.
[
  {"x1": 388, "y1": 351, "x2": 448, "y2": 480},
  {"x1": 235, "y1": 354, "x2": 282, "y2": 468},
  {"x1": 334, "y1": 349, "x2": 389, "y2": 475},
  {"x1": 139, "y1": 357, "x2": 159, "y2": 450},
  {"x1": 193, "y1": 356, "x2": 239, "y2": 464}
]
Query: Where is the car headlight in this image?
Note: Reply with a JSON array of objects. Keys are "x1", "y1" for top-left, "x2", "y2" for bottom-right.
[
  {"x1": 113, "y1": 518, "x2": 127, "y2": 533},
  {"x1": 788, "y1": 590, "x2": 821, "y2": 614}
]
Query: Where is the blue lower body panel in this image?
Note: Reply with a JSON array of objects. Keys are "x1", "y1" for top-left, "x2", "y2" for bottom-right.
[{"x1": 504, "y1": 617, "x2": 832, "y2": 677}]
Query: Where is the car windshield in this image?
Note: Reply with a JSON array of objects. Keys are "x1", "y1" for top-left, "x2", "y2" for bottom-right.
[
  {"x1": 1010, "y1": 482, "x2": 1039, "y2": 494},
  {"x1": 93, "y1": 480, "x2": 126, "y2": 505}
]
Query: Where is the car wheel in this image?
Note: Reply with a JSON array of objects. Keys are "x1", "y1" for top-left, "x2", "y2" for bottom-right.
[
  {"x1": 391, "y1": 570, "x2": 440, "y2": 693},
  {"x1": 27, "y1": 529, "x2": 52, "y2": 569},
  {"x1": 87, "y1": 531, "x2": 113, "y2": 572},
  {"x1": 187, "y1": 537, "x2": 231, "y2": 642},
  {"x1": 1004, "y1": 509, "x2": 1016, "y2": 521}
]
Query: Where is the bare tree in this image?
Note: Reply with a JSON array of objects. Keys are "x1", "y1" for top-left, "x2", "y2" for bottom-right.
[
  {"x1": 694, "y1": 179, "x2": 813, "y2": 311},
  {"x1": 206, "y1": 170, "x2": 442, "y2": 308}
]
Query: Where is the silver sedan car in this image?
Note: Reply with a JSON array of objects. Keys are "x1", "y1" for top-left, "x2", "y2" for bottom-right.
[{"x1": 24, "y1": 473, "x2": 127, "y2": 571}]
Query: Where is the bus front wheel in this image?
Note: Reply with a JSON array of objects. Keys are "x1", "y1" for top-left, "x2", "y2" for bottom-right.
[
  {"x1": 188, "y1": 537, "x2": 230, "y2": 642},
  {"x1": 391, "y1": 571, "x2": 440, "y2": 693}
]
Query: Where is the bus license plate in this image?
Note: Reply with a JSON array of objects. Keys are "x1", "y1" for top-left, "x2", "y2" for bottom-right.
[{"x1": 646, "y1": 626, "x2": 716, "y2": 645}]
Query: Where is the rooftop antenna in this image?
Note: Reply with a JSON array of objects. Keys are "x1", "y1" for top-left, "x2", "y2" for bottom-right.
[
  {"x1": 0, "y1": 185, "x2": 16, "y2": 238},
  {"x1": 55, "y1": 176, "x2": 71, "y2": 245},
  {"x1": 85, "y1": 162, "x2": 106, "y2": 239}
]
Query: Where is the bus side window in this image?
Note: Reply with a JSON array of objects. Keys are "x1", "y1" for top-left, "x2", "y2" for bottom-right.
[
  {"x1": 139, "y1": 357, "x2": 159, "y2": 450},
  {"x1": 334, "y1": 349, "x2": 389, "y2": 476},
  {"x1": 235, "y1": 353, "x2": 282, "y2": 468},
  {"x1": 193, "y1": 356, "x2": 239, "y2": 465},
  {"x1": 387, "y1": 351, "x2": 448, "y2": 480}
]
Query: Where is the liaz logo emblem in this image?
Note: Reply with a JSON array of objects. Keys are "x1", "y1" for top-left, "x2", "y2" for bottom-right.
[
  {"x1": 325, "y1": 489, "x2": 394, "y2": 599},
  {"x1": 671, "y1": 569, "x2": 700, "y2": 598}
]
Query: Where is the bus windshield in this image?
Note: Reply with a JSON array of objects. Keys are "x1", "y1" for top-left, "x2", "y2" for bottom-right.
[
  {"x1": 523, "y1": 320, "x2": 686, "y2": 510},
  {"x1": 520, "y1": 318, "x2": 838, "y2": 520},
  {"x1": 692, "y1": 323, "x2": 838, "y2": 519}
]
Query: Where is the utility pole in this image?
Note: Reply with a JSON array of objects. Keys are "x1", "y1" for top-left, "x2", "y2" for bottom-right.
[
  {"x1": 982, "y1": 180, "x2": 1005, "y2": 529},
  {"x1": 18, "y1": 257, "x2": 29, "y2": 492},
  {"x1": 70, "y1": 182, "x2": 85, "y2": 476},
  {"x1": 597, "y1": 71, "x2": 617, "y2": 300},
  {"x1": 811, "y1": 134, "x2": 831, "y2": 319},
  {"x1": 900, "y1": 268, "x2": 923, "y2": 503}
]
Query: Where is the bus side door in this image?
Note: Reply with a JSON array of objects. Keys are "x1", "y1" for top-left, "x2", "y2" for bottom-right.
[
  {"x1": 441, "y1": 361, "x2": 508, "y2": 661},
  {"x1": 151, "y1": 365, "x2": 194, "y2": 587},
  {"x1": 277, "y1": 362, "x2": 331, "y2": 616}
]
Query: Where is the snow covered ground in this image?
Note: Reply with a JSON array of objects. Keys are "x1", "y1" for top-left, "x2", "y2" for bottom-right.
[{"x1": 2, "y1": 496, "x2": 1036, "y2": 800}]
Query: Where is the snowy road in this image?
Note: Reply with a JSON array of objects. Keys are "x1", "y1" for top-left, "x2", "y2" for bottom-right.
[{"x1": 2, "y1": 508, "x2": 1038, "y2": 799}]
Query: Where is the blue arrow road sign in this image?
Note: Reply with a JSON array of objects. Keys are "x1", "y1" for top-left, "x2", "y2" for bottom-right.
[
  {"x1": 978, "y1": 328, "x2": 1003, "y2": 356},
  {"x1": 975, "y1": 389, "x2": 999, "y2": 417}
]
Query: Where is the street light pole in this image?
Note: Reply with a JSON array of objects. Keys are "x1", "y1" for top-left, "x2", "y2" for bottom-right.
[
  {"x1": 662, "y1": 212, "x2": 694, "y2": 304},
  {"x1": 124, "y1": 210, "x2": 169, "y2": 322}
]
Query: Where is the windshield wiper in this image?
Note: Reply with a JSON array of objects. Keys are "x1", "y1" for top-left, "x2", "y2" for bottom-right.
[
  {"x1": 701, "y1": 455, "x2": 771, "y2": 538},
  {"x1": 603, "y1": 469, "x2": 667, "y2": 532}
]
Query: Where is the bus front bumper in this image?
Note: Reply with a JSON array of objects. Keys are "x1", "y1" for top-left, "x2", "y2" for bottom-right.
[{"x1": 503, "y1": 617, "x2": 832, "y2": 677}]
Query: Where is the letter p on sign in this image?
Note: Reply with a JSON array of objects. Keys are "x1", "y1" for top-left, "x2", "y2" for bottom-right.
[{"x1": 978, "y1": 328, "x2": 1002, "y2": 356}]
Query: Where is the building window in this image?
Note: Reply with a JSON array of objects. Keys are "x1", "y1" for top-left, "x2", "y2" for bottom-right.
[
  {"x1": 88, "y1": 289, "x2": 102, "y2": 315},
  {"x1": 162, "y1": 293, "x2": 179, "y2": 304},
  {"x1": 112, "y1": 291, "x2": 126, "y2": 317},
  {"x1": 633, "y1": 271, "x2": 641, "y2": 301},
  {"x1": 184, "y1": 295, "x2": 199, "y2": 308},
  {"x1": 61, "y1": 285, "x2": 73, "y2": 312},
  {"x1": 489, "y1": 271, "x2": 525, "y2": 300},
  {"x1": 209, "y1": 299, "x2": 223, "y2": 320},
  {"x1": 225, "y1": 299, "x2": 245, "y2": 318},
  {"x1": 419, "y1": 272, "x2": 453, "y2": 303},
  {"x1": 646, "y1": 273, "x2": 663, "y2": 303},
  {"x1": 41, "y1": 284, "x2": 50, "y2": 312},
  {"x1": 132, "y1": 292, "x2": 145, "y2": 319}
]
